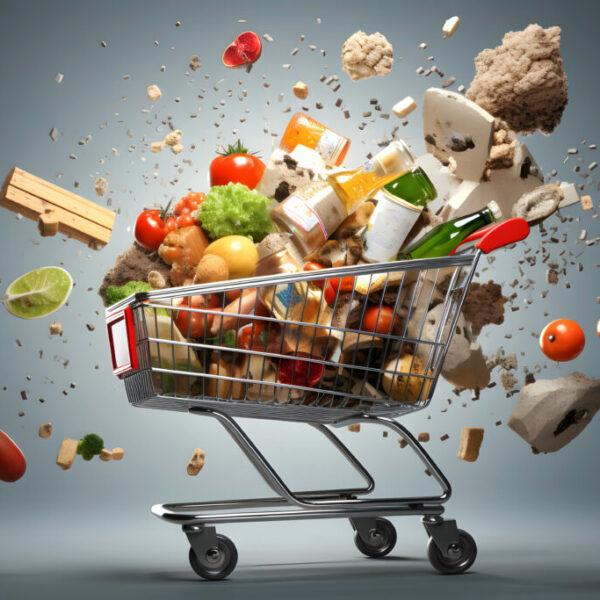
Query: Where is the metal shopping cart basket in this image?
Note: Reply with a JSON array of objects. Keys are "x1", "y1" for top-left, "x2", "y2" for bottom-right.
[{"x1": 105, "y1": 218, "x2": 529, "y2": 579}]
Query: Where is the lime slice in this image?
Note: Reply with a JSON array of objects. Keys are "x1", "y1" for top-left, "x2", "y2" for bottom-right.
[{"x1": 2, "y1": 266, "x2": 73, "y2": 319}]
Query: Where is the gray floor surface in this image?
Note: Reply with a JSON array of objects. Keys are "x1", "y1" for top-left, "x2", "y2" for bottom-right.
[{"x1": 2, "y1": 515, "x2": 598, "y2": 600}]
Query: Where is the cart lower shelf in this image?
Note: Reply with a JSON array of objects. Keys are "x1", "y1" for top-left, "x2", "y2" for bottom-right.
[{"x1": 151, "y1": 408, "x2": 477, "y2": 578}]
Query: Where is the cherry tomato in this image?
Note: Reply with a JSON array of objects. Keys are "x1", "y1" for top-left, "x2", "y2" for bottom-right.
[
  {"x1": 278, "y1": 352, "x2": 324, "y2": 388},
  {"x1": 209, "y1": 141, "x2": 266, "y2": 189},
  {"x1": 324, "y1": 276, "x2": 356, "y2": 305},
  {"x1": 0, "y1": 430, "x2": 26, "y2": 483},
  {"x1": 362, "y1": 305, "x2": 400, "y2": 335},
  {"x1": 174, "y1": 192, "x2": 204, "y2": 226},
  {"x1": 539, "y1": 319, "x2": 586, "y2": 362},
  {"x1": 303, "y1": 262, "x2": 326, "y2": 288},
  {"x1": 174, "y1": 294, "x2": 220, "y2": 338},
  {"x1": 176, "y1": 214, "x2": 196, "y2": 228},
  {"x1": 134, "y1": 209, "x2": 178, "y2": 251}
]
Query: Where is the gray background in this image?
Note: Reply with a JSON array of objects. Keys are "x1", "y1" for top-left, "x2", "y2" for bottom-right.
[{"x1": 0, "y1": 0, "x2": 599, "y2": 598}]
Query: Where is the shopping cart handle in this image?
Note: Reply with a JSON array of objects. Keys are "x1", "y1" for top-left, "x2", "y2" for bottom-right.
[{"x1": 450, "y1": 218, "x2": 529, "y2": 255}]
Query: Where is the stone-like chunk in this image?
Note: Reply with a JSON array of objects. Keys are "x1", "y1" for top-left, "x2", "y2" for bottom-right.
[{"x1": 508, "y1": 372, "x2": 600, "y2": 453}]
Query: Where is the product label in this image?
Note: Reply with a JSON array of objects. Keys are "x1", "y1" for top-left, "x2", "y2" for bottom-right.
[
  {"x1": 282, "y1": 194, "x2": 329, "y2": 239},
  {"x1": 274, "y1": 283, "x2": 305, "y2": 313},
  {"x1": 316, "y1": 129, "x2": 345, "y2": 165},
  {"x1": 363, "y1": 190, "x2": 422, "y2": 262}
]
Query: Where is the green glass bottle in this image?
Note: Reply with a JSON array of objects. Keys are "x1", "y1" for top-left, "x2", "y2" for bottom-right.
[
  {"x1": 398, "y1": 201, "x2": 502, "y2": 260},
  {"x1": 384, "y1": 166, "x2": 437, "y2": 207}
]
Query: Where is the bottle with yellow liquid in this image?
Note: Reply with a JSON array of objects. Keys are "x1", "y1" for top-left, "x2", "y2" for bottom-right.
[
  {"x1": 327, "y1": 140, "x2": 418, "y2": 214},
  {"x1": 270, "y1": 140, "x2": 418, "y2": 255}
]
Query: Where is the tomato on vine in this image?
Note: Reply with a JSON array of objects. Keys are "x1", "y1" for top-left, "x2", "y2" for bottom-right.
[{"x1": 209, "y1": 140, "x2": 265, "y2": 189}]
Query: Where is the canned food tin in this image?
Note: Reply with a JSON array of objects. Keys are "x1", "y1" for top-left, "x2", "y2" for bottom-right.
[{"x1": 362, "y1": 189, "x2": 423, "y2": 262}]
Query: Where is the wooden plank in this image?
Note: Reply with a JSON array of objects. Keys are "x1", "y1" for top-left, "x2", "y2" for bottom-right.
[
  {"x1": 1, "y1": 185, "x2": 112, "y2": 245},
  {"x1": 5, "y1": 167, "x2": 115, "y2": 230}
]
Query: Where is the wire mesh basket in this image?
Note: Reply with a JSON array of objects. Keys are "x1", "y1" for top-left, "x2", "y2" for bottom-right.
[{"x1": 108, "y1": 254, "x2": 477, "y2": 424}]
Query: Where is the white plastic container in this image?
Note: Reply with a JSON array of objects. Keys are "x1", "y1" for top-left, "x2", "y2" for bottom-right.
[{"x1": 362, "y1": 189, "x2": 422, "y2": 262}]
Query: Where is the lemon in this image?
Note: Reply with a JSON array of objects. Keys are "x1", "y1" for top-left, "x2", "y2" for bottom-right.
[{"x1": 2, "y1": 266, "x2": 73, "y2": 319}]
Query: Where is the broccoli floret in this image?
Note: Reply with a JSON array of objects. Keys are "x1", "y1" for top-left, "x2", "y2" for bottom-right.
[
  {"x1": 77, "y1": 433, "x2": 104, "y2": 461},
  {"x1": 105, "y1": 281, "x2": 153, "y2": 306}
]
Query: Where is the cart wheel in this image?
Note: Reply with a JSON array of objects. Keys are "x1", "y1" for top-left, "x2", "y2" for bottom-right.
[
  {"x1": 188, "y1": 534, "x2": 238, "y2": 580},
  {"x1": 354, "y1": 518, "x2": 397, "y2": 558},
  {"x1": 427, "y1": 529, "x2": 477, "y2": 574}
]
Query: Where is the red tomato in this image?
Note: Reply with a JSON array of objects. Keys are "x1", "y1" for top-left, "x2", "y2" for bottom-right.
[
  {"x1": 0, "y1": 430, "x2": 26, "y2": 483},
  {"x1": 222, "y1": 31, "x2": 262, "y2": 68},
  {"x1": 324, "y1": 276, "x2": 356, "y2": 305},
  {"x1": 278, "y1": 352, "x2": 324, "y2": 388},
  {"x1": 176, "y1": 214, "x2": 196, "y2": 228},
  {"x1": 174, "y1": 294, "x2": 220, "y2": 338},
  {"x1": 303, "y1": 262, "x2": 325, "y2": 288},
  {"x1": 238, "y1": 322, "x2": 280, "y2": 352},
  {"x1": 362, "y1": 306, "x2": 400, "y2": 335},
  {"x1": 135, "y1": 209, "x2": 177, "y2": 251},
  {"x1": 174, "y1": 192, "x2": 204, "y2": 226},
  {"x1": 539, "y1": 319, "x2": 586, "y2": 362},
  {"x1": 209, "y1": 141, "x2": 266, "y2": 189}
]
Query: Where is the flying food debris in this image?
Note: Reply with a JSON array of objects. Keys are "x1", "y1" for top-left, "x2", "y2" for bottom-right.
[
  {"x1": 187, "y1": 448, "x2": 205, "y2": 475},
  {"x1": 49, "y1": 127, "x2": 60, "y2": 141},
  {"x1": 442, "y1": 16, "x2": 460, "y2": 38},
  {"x1": 418, "y1": 432, "x2": 430, "y2": 442},
  {"x1": 39, "y1": 423, "x2": 53, "y2": 438},
  {"x1": 393, "y1": 96, "x2": 417, "y2": 119},
  {"x1": 348, "y1": 424, "x2": 360, "y2": 432},
  {"x1": 580, "y1": 195, "x2": 593, "y2": 210},
  {"x1": 146, "y1": 84, "x2": 161, "y2": 101},
  {"x1": 189, "y1": 55, "x2": 202, "y2": 71},
  {"x1": 94, "y1": 177, "x2": 108, "y2": 197},
  {"x1": 112, "y1": 447, "x2": 124, "y2": 460},
  {"x1": 263, "y1": 33, "x2": 274, "y2": 43},
  {"x1": 49, "y1": 321, "x2": 62, "y2": 335},
  {"x1": 55, "y1": 73, "x2": 64, "y2": 83},
  {"x1": 100, "y1": 41, "x2": 107, "y2": 48}
]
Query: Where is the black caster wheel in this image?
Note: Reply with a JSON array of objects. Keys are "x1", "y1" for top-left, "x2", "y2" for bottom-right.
[
  {"x1": 354, "y1": 517, "x2": 397, "y2": 558},
  {"x1": 188, "y1": 534, "x2": 238, "y2": 580},
  {"x1": 427, "y1": 528, "x2": 477, "y2": 574}
]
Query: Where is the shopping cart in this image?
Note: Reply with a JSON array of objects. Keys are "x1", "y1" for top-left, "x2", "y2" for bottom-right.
[{"x1": 106, "y1": 218, "x2": 529, "y2": 579}]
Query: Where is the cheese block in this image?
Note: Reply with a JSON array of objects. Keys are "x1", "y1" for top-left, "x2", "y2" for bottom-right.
[{"x1": 256, "y1": 145, "x2": 336, "y2": 202}]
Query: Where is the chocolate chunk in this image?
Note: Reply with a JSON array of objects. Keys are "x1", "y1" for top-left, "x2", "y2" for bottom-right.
[
  {"x1": 282, "y1": 155, "x2": 298, "y2": 170},
  {"x1": 274, "y1": 181, "x2": 291, "y2": 202}
]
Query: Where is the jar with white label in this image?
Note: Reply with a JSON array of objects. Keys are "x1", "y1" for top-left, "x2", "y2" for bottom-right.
[
  {"x1": 270, "y1": 180, "x2": 347, "y2": 256},
  {"x1": 279, "y1": 114, "x2": 350, "y2": 167},
  {"x1": 362, "y1": 188, "x2": 423, "y2": 262}
]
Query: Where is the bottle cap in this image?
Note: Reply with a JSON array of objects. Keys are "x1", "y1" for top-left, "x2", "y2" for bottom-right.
[
  {"x1": 487, "y1": 200, "x2": 502, "y2": 221},
  {"x1": 373, "y1": 140, "x2": 416, "y2": 177}
]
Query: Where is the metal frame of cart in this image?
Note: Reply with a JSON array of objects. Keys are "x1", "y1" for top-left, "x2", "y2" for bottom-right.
[{"x1": 105, "y1": 218, "x2": 529, "y2": 580}]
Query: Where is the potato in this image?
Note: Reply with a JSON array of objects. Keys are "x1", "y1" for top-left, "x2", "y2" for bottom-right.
[
  {"x1": 194, "y1": 253, "x2": 229, "y2": 284},
  {"x1": 382, "y1": 354, "x2": 432, "y2": 403}
]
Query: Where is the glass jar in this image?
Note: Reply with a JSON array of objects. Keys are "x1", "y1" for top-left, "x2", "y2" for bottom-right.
[
  {"x1": 279, "y1": 113, "x2": 350, "y2": 167},
  {"x1": 269, "y1": 180, "x2": 347, "y2": 256}
]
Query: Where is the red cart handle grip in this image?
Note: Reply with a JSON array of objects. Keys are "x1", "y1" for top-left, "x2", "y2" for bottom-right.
[{"x1": 449, "y1": 218, "x2": 529, "y2": 255}]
